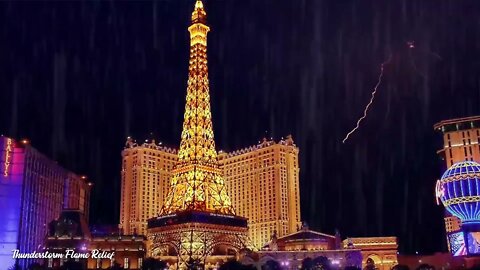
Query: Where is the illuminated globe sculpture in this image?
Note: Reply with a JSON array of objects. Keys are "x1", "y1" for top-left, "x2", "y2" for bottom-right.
[{"x1": 436, "y1": 161, "x2": 480, "y2": 224}]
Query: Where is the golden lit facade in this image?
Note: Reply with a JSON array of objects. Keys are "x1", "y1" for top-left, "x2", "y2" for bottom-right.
[
  {"x1": 434, "y1": 116, "x2": 480, "y2": 166},
  {"x1": 444, "y1": 216, "x2": 461, "y2": 233},
  {"x1": 218, "y1": 136, "x2": 301, "y2": 249},
  {"x1": 121, "y1": 137, "x2": 301, "y2": 250},
  {"x1": 342, "y1": 237, "x2": 398, "y2": 270},
  {"x1": 64, "y1": 173, "x2": 91, "y2": 222},
  {"x1": 147, "y1": 1, "x2": 248, "y2": 268},
  {"x1": 120, "y1": 139, "x2": 177, "y2": 236},
  {"x1": 87, "y1": 236, "x2": 146, "y2": 270},
  {"x1": 434, "y1": 116, "x2": 480, "y2": 247},
  {"x1": 241, "y1": 225, "x2": 363, "y2": 269}
]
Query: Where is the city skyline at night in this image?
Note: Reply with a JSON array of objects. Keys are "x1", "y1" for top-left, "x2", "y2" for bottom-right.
[{"x1": 0, "y1": 0, "x2": 480, "y2": 259}]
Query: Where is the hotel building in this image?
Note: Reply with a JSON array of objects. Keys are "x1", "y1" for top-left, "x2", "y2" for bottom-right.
[
  {"x1": 0, "y1": 136, "x2": 91, "y2": 269},
  {"x1": 434, "y1": 116, "x2": 480, "y2": 251},
  {"x1": 119, "y1": 138, "x2": 177, "y2": 236},
  {"x1": 434, "y1": 116, "x2": 480, "y2": 166},
  {"x1": 120, "y1": 136, "x2": 301, "y2": 249},
  {"x1": 218, "y1": 135, "x2": 301, "y2": 249}
]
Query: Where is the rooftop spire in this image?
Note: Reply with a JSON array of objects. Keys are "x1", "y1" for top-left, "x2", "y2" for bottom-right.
[{"x1": 191, "y1": 0, "x2": 207, "y2": 24}]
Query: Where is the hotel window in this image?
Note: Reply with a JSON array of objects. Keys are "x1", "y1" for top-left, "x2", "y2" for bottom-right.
[
  {"x1": 138, "y1": 258, "x2": 143, "y2": 268},
  {"x1": 96, "y1": 259, "x2": 101, "y2": 268},
  {"x1": 124, "y1": 258, "x2": 129, "y2": 269}
]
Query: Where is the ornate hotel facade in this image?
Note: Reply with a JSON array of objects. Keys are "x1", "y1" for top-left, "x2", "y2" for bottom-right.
[
  {"x1": 120, "y1": 137, "x2": 301, "y2": 249},
  {"x1": 120, "y1": 139, "x2": 177, "y2": 236},
  {"x1": 219, "y1": 136, "x2": 301, "y2": 249}
]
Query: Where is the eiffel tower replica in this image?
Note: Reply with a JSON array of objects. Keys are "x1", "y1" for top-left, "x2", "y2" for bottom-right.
[{"x1": 147, "y1": 1, "x2": 249, "y2": 268}]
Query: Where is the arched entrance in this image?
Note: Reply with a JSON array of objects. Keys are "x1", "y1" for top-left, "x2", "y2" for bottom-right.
[{"x1": 364, "y1": 254, "x2": 382, "y2": 270}]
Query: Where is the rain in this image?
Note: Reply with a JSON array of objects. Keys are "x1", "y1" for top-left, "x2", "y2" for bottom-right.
[{"x1": 0, "y1": 0, "x2": 479, "y2": 255}]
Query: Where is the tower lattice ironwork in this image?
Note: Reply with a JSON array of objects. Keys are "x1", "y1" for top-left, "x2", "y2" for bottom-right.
[
  {"x1": 160, "y1": 0, "x2": 234, "y2": 216},
  {"x1": 148, "y1": 2, "x2": 249, "y2": 268}
]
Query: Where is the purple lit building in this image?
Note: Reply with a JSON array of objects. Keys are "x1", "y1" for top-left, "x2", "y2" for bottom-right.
[{"x1": 0, "y1": 136, "x2": 91, "y2": 269}]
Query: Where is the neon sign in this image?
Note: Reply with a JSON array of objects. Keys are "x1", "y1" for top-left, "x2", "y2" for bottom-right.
[
  {"x1": 435, "y1": 179, "x2": 445, "y2": 205},
  {"x1": 4, "y1": 138, "x2": 12, "y2": 177}
]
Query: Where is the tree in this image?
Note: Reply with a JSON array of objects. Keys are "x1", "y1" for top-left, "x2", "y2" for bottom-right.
[
  {"x1": 301, "y1": 258, "x2": 314, "y2": 270},
  {"x1": 142, "y1": 258, "x2": 168, "y2": 270},
  {"x1": 242, "y1": 264, "x2": 257, "y2": 270},
  {"x1": 261, "y1": 260, "x2": 281, "y2": 270},
  {"x1": 391, "y1": 265, "x2": 410, "y2": 270},
  {"x1": 312, "y1": 256, "x2": 331, "y2": 270}
]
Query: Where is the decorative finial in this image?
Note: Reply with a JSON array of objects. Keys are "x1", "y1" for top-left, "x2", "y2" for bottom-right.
[
  {"x1": 191, "y1": 0, "x2": 207, "y2": 24},
  {"x1": 195, "y1": 0, "x2": 204, "y2": 9}
]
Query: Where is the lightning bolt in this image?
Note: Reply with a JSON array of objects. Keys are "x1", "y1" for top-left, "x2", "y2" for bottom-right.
[{"x1": 342, "y1": 55, "x2": 392, "y2": 144}]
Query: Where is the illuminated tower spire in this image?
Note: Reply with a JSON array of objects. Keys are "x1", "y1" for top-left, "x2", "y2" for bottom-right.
[{"x1": 161, "y1": 0, "x2": 235, "y2": 215}]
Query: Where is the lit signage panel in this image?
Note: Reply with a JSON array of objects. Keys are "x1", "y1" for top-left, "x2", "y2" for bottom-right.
[
  {"x1": 449, "y1": 232, "x2": 467, "y2": 256},
  {"x1": 467, "y1": 232, "x2": 480, "y2": 254}
]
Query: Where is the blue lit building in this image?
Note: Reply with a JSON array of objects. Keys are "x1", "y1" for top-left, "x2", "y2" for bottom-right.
[{"x1": 0, "y1": 136, "x2": 91, "y2": 269}]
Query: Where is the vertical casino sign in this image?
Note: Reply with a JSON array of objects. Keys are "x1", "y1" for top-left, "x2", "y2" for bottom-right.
[{"x1": 3, "y1": 138, "x2": 13, "y2": 177}]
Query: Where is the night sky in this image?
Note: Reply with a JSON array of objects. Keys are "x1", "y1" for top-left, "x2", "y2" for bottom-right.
[{"x1": 1, "y1": 0, "x2": 480, "y2": 255}]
